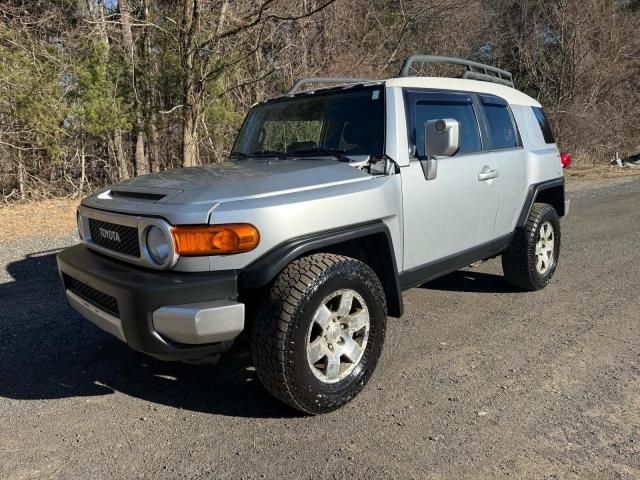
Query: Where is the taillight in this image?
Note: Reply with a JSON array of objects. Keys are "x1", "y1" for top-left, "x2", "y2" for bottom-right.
[{"x1": 560, "y1": 152, "x2": 572, "y2": 168}]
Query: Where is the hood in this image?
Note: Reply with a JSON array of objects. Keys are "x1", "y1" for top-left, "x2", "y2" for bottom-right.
[{"x1": 82, "y1": 158, "x2": 372, "y2": 224}]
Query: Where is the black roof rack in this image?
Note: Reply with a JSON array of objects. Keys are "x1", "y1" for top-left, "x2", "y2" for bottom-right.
[
  {"x1": 286, "y1": 77, "x2": 375, "y2": 95},
  {"x1": 399, "y1": 55, "x2": 514, "y2": 88}
]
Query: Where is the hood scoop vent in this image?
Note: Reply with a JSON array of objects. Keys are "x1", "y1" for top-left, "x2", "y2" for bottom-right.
[{"x1": 109, "y1": 189, "x2": 167, "y2": 202}]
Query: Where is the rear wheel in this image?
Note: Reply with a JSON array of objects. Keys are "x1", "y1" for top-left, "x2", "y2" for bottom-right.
[
  {"x1": 251, "y1": 253, "x2": 386, "y2": 414},
  {"x1": 502, "y1": 203, "x2": 561, "y2": 291}
]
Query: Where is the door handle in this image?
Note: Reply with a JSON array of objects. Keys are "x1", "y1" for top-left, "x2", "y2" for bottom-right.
[{"x1": 478, "y1": 167, "x2": 499, "y2": 181}]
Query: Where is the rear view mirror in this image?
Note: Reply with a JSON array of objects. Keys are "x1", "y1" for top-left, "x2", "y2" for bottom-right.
[{"x1": 424, "y1": 119, "x2": 460, "y2": 158}]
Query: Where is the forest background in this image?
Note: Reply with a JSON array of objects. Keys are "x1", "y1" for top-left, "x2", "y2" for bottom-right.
[{"x1": 1, "y1": 0, "x2": 638, "y2": 201}]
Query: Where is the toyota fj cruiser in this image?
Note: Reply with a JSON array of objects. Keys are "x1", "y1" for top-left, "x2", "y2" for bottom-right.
[{"x1": 57, "y1": 55, "x2": 570, "y2": 414}]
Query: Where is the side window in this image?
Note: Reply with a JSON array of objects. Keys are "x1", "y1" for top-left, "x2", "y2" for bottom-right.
[
  {"x1": 532, "y1": 107, "x2": 555, "y2": 144},
  {"x1": 404, "y1": 91, "x2": 482, "y2": 157},
  {"x1": 480, "y1": 95, "x2": 521, "y2": 150}
]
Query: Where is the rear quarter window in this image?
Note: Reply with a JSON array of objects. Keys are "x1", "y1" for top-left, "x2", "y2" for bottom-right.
[
  {"x1": 532, "y1": 107, "x2": 556, "y2": 144},
  {"x1": 480, "y1": 94, "x2": 521, "y2": 150}
]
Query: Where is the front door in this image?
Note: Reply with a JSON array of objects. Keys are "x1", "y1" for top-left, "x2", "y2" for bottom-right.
[{"x1": 400, "y1": 90, "x2": 499, "y2": 273}]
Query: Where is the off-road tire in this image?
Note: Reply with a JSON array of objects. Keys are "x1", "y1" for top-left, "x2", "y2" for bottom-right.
[
  {"x1": 502, "y1": 202, "x2": 561, "y2": 291},
  {"x1": 251, "y1": 253, "x2": 387, "y2": 415}
]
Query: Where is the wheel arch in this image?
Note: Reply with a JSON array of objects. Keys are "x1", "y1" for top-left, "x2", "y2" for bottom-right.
[
  {"x1": 239, "y1": 221, "x2": 404, "y2": 318},
  {"x1": 517, "y1": 178, "x2": 565, "y2": 228}
]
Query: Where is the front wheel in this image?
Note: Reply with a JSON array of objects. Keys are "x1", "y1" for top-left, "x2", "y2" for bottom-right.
[
  {"x1": 502, "y1": 202, "x2": 561, "y2": 291},
  {"x1": 251, "y1": 253, "x2": 387, "y2": 414}
]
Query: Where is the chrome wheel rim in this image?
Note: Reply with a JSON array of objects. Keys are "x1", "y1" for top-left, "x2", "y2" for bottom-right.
[
  {"x1": 306, "y1": 289, "x2": 370, "y2": 384},
  {"x1": 535, "y1": 221, "x2": 555, "y2": 275}
]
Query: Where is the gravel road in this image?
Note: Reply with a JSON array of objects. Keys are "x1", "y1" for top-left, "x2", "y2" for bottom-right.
[{"x1": 1, "y1": 178, "x2": 639, "y2": 479}]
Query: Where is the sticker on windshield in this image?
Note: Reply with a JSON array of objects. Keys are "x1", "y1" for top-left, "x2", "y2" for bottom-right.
[{"x1": 372, "y1": 90, "x2": 380, "y2": 100}]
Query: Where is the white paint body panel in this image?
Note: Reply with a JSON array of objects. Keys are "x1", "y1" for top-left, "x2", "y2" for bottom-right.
[{"x1": 385, "y1": 77, "x2": 542, "y2": 108}]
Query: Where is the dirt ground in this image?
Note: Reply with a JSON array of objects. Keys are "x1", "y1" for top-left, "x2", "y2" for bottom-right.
[{"x1": 1, "y1": 177, "x2": 639, "y2": 479}]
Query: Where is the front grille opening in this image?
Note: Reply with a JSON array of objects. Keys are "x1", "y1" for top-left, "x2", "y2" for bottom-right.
[
  {"x1": 64, "y1": 274, "x2": 120, "y2": 318},
  {"x1": 88, "y1": 218, "x2": 140, "y2": 257},
  {"x1": 110, "y1": 190, "x2": 166, "y2": 201}
]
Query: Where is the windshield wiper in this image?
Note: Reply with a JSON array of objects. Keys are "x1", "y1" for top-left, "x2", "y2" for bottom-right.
[
  {"x1": 229, "y1": 151, "x2": 249, "y2": 159},
  {"x1": 250, "y1": 150, "x2": 289, "y2": 158},
  {"x1": 289, "y1": 147, "x2": 352, "y2": 162}
]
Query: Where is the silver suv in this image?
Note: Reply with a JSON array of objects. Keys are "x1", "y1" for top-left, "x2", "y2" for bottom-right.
[{"x1": 57, "y1": 56, "x2": 569, "y2": 414}]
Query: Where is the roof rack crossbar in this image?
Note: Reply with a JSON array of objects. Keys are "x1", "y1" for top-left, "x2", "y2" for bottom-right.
[
  {"x1": 286, "y1": 77, "x2": 374, "y2": 95},
  {"x1": 399, "y1": 55, "x2": 514, "y2": 88}
]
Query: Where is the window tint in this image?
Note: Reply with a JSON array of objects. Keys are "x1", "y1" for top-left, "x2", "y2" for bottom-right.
[
  {"x1": 480, "y1": 95, "x2": 520, "y2": 150},
  {"x1": 532, "y1": 107, "x2": 555, "y2": 144},
  {"x1": 404, "y1": 91, "x2": 482, "y2": 156}
]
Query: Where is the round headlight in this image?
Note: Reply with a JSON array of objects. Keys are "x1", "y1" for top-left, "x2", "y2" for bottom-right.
[{"x1": 146, "y1": 226, "x2": 171, "y2": 265}]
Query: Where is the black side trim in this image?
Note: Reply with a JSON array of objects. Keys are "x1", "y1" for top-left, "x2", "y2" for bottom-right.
[
  {"x1": 399, "y1": 233, "x2": 513, "y2": 290},
  {"x1": 490, "y1": 233, "x2": 514, "y2": 256},
  {"x1": 517, "y1": 178, "x2": 565, "y2": 227},
  {"x1": 240, "y1": 221, "x2": 404, "y2": 318}
]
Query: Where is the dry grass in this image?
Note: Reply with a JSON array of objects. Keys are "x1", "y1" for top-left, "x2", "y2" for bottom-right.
[
  {"x1": 566, "y1": 149, "x2": 640, "y2": 181},
  {"x1": 0, "y1": 199, "x2": 79, "y2": 242},
  {"x1": 565, "y1": 164, "x2": 640, "y2": 181}
]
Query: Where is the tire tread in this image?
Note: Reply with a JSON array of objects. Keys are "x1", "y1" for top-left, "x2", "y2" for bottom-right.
[
  {"x1": 502, "y1": 202, "x2": 560, "y2": 291},
  {"x1": 251, "y1": 253, "x2": 386, "y2": 414}
]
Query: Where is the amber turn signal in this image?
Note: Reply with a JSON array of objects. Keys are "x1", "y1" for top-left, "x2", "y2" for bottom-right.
[{"x1": 171, "y1": 224, "x2": 260, "y2": 256}]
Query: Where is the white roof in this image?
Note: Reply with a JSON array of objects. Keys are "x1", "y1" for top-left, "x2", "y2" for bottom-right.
[{"x1": 385, "y1": 76, "x2": 541, "y2": 107}]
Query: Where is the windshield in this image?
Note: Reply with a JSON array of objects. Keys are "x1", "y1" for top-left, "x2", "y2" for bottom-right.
[{"x1": 231, "y1": 86, "x2": 385, "y2": 158}]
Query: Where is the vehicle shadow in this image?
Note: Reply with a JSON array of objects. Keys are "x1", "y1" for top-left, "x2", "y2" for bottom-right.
[
  {"x1": 0, "y1": 250, "x2": 296, "y2": 419},
  {"x1": 420, "y1": 269, "x2": 514, "y2": 294}
]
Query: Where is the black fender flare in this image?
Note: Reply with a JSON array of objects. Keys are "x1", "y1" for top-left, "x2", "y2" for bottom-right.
[
  {"x1": 517, "y1": 178, "x2": 565, "y2": 228},
  {"x1": 239, "y1": 221, "x2": 404, "y2": 318}
]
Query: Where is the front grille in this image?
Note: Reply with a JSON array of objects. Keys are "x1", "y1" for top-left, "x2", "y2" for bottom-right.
[
  {"x1": 64, "y1": 275, "x2": 120, "y2": 318},
  {"x1": 88, "y1": 218, "x2": 140, "y2": 257}
]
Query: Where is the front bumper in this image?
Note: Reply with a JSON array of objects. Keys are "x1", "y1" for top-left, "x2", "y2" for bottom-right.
[{"x1": 57, "y1": 244, "x2": 244, "y2": 361}]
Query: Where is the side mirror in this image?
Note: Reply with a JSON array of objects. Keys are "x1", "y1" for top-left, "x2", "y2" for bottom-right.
[
  {"x1": 425, "y1": 118, "x2": 460, "y2": 158},
  {"x1": 420, "y1": 118, "x2": 460, "y2": 181}
]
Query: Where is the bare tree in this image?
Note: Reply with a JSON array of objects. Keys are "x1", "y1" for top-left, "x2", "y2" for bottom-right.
[{"x1": 178, "y1": 0, "x2": 337, "y2": 167}]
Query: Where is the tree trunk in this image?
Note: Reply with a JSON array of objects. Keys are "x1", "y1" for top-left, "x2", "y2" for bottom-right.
[
  {"x1": 179, "y1": 0, "x2": 230, "y2": 167},
  {"x1": 181, "y1": 0, "x2": 199, "y2": 167},
  {"x1": 16, "y1": 149, "x2": 25, "y2": 199},
  {"x1": 119, "y1": 0, "x2": 149, "y2": 176},
  {"x1": 113, "y1": 130, "x2": 130, "y2": 180},
  {"x1": 142, "y1": 0, "x2": 159, "y2": 173},
  {"x1": 79, "y1": 143, "x2": 86, "y2": 194},
  {"x1": 182, "y1": 96, "x2": 199, "y2": 167},
  {"x1": 134, "y1": 131, "x2": 147, "y2": 175},
  {"x1": 88, "y1": 0, "x2": 131, "y2": 180},
  {"x1": 149, "y1": 123, "x2": 160, "y2": 172}
]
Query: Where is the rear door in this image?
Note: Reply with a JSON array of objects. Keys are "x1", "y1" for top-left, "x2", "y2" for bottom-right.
[
  {"x1": 400, "y1": 90, "x2": 499, "y2": 272},
  {"x1": 477, "y1": 94, "x2": 527, "y2": 238}
]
